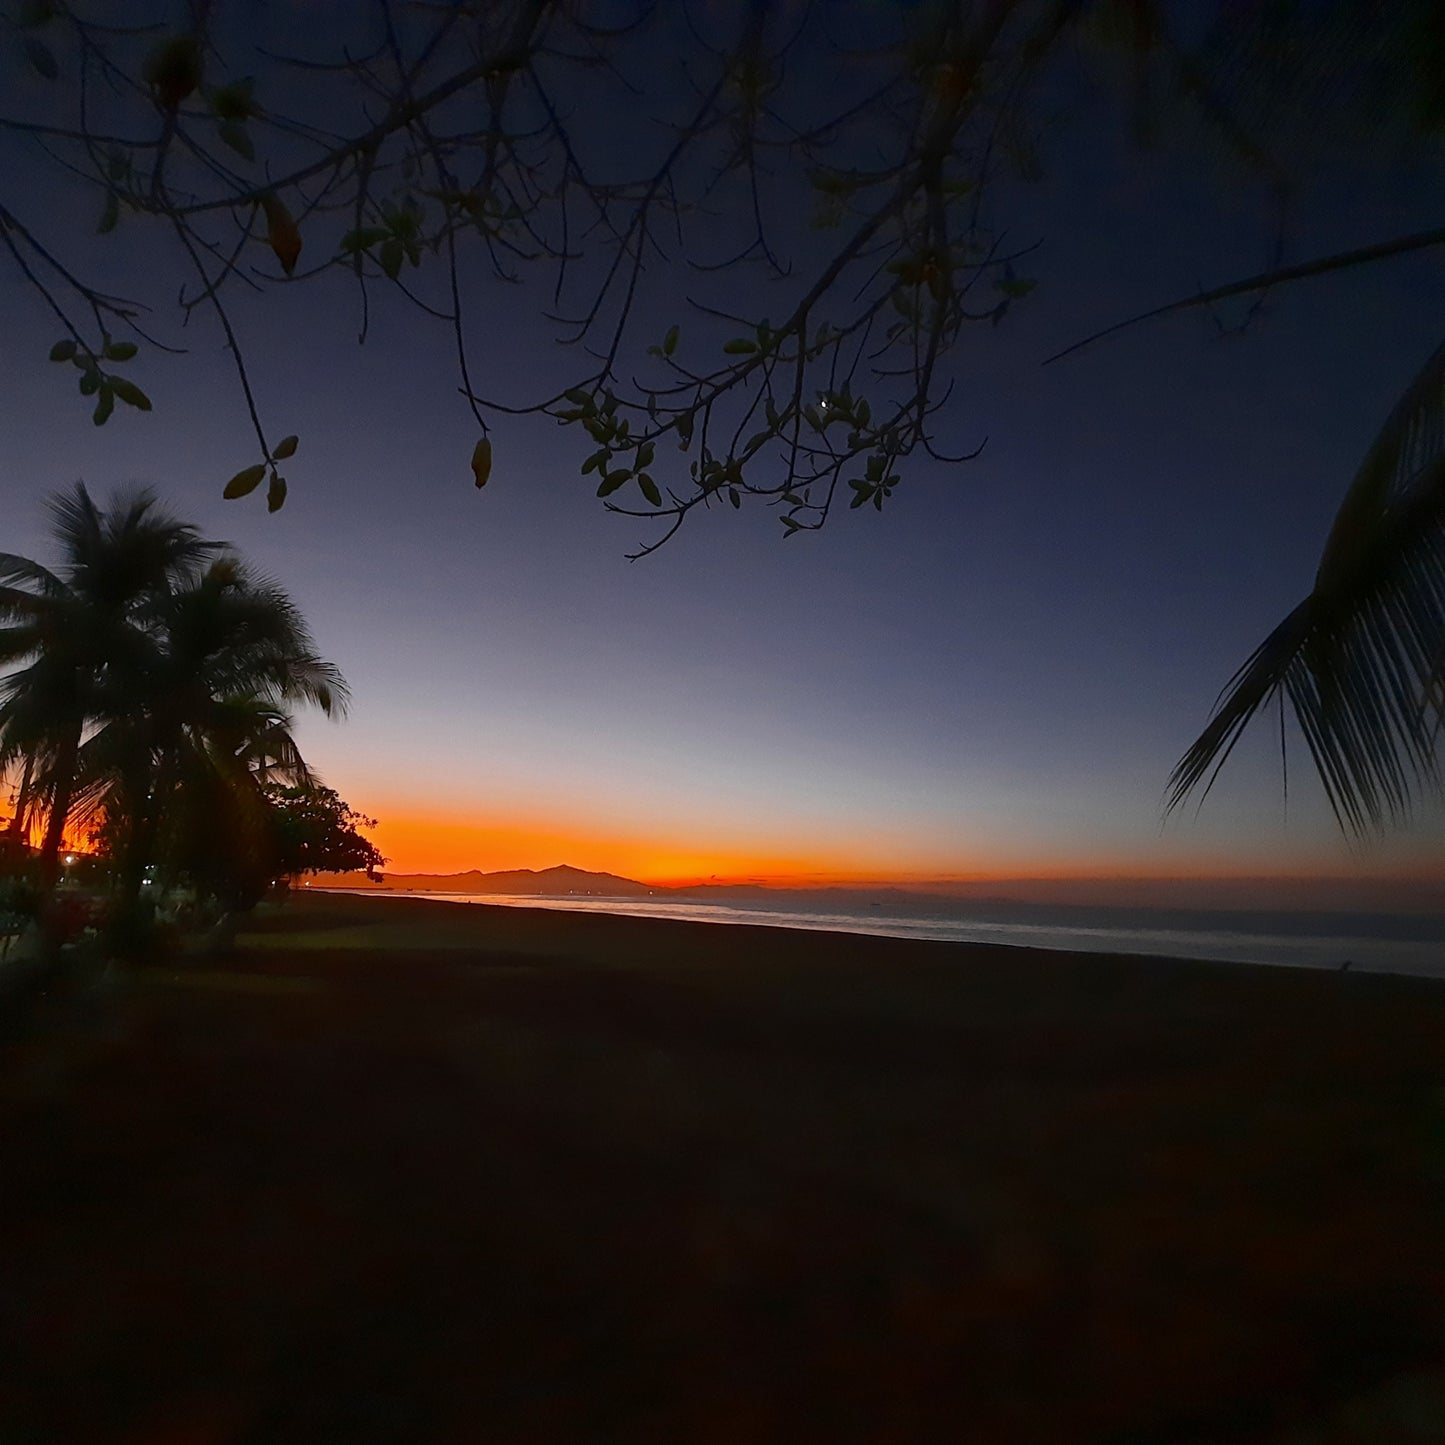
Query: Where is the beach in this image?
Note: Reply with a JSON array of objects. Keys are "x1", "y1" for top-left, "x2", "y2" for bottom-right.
[
  {"x1": 2, "y1": 889, "x2": 1443, "y2": 1442},
  {"x1": 308, "y1": 883, "x2": 1445, "y2": 975}
]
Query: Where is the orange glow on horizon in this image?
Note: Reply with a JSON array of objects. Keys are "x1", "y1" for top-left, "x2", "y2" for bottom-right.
[
  {"x1": 360, "y1": 804, "x2": 1441, "y2": 890},
  {"x1": 368, "y1": 810, "x2": 861, "y2": 884}
]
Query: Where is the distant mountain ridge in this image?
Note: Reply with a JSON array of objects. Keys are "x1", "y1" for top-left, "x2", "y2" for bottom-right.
[
  {"x1": 308, "y1": 863, "x2": 655, "y2": 897},
  {"x1": 308, "y1": 865, "x2": 1017, "y2": 911},
  {"x1": 302, "y1": 864, "x2": 1444, "y2": 915}
]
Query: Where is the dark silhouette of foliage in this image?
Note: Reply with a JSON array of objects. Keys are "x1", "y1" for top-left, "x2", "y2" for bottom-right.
[
  {"x1": 265, "y1": 782, "x2": 385, "y2": 883},
  {"x1": 4, "y1": 1, "x2": 1441, "y2": 554},
  {"x1": 0, "y1": 486, "x2": 355, "y2": 944},
  {"x1": 1169, "y1": 340, "x2": 1445, "y2": 835},
  {"x1": 0, "y1": 486, "x2": 221, "y2": 910}
]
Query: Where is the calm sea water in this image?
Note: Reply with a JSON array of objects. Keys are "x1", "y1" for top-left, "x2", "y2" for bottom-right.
[{"x1": 349, "y1": 890, "x2": 1445, "y2": 977}]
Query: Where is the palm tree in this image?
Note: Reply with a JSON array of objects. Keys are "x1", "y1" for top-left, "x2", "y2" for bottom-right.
[
  {"x1": 0, "y1": 485, "x2": 219, "y2": 900},
  {"x1": 1169, "y1": 341, "x2": 1445, "y2": 834},
  {"x1": 158, "y1": 698, "x2": 319, "y2": 914},
  {"x1": 73, "y1": 555, "x2": 347, "y2": 931}
]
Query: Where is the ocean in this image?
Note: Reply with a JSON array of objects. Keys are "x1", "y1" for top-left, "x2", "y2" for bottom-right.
[{"x1": 346, "y1": 889, "x2": 1445, "y2": 977}]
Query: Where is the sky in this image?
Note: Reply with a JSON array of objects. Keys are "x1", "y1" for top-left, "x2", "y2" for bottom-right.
[{"x1": 2, "y1": 4, "x2": 1443, "y2": 898}]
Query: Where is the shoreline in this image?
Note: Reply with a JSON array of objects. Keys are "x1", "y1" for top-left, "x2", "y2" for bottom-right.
[
  {"x1": 284, "y1": 885, "x2": 1243, "y2": 972},
  {"x1": 300, "y1": 885, "x2": 1445, "y2": 978}
]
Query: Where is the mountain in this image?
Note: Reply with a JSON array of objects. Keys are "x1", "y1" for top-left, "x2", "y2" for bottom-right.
[
  {"x1": 302, "y1": 867, "x2": 1444, "y2": 915},
  {"x1": 306, "y1": 864, "x2": 656, "y2": 897}
]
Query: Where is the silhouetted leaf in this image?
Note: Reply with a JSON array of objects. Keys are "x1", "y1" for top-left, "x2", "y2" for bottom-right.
[
  {"x1": 267, "y1": 473, "x2": 287, "y2": 512},
  {"x1": 23, "y1": 37, "x2": 58, "y2": 79},
  {"x1": 109, "y1": 377, "x2": 151, "y2": 410},
  {"x1": 272, "y1": 434, "x2": 298, "y2": 460},
  {"x1": 663, "y1": 324, "x2": 679, "y2": 356},
  {"x1": 18, "y1": 1, "x2": 57, "y2": 28},
  {"x1": 596, "y1": 470, "x2": 630, "y2": 497},
  {"x1": 49, "y1": 340, "x2": 76, "y2": 362},
  {"x1": 217, "y1": 120, "x2": 255, "y2": 161},
  {"x1": 102, "y1": 340, "x2": 137, "y2": 361},
  {"x1": 78, "y1": 370, "x2": 100, "y2": 396},
  {"x1": 723, "y1": 338, "x2": 758, "y2": 355},
  {"x1": 223, "y1": 464, "x2": 267, "y2": 499},
  {"x1": 143, "y1": 35, "x2": 202, "y2": 111},
  {"x1": 637, "y1": 473, "x2": 661, "y2": 506},
  {"x1": 379, "y1": 237, "x2": 403, "y2": 280},
  {"x1": 97, "y1": 190, "x2": 120, "y2": 234},
  {"x1": 729, "y1": 487, "x2": 741, "y2": 509},
  {"x1": 995, "y1": 276, "x2": 1037, "y2": 299},
  {"x1": 260, "y1": 192, "x2": 301, "y2": 274},
  {"x1": 470, "y1": 436, "x2": 492, "y2": 488},
  {"x1": 340, "y1": 227, "x2": 389, "y2": 254},
  {"x1": 209, "y1": 79, "x2": 254, "y2": 121},
  {"x1": 92, "y1": 386, "x2": 114, "y2": 425}
]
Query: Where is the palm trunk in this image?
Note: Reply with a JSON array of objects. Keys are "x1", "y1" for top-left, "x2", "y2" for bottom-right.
[
  {"x1": 36, "y1": 725, "x2": 80, "y2": 962},
  {"x1": 110, "y1": 738, "x2": 171, "y2": 958},
  {"x1": 116, "y1": 804, "x2": 158, "y2": 917},
  {"x1": 36, "y1": 727, "x2": 79, "y2": 898},
  {"x1": 7, "y1": 755, "x2": 34, "y2": 840}
]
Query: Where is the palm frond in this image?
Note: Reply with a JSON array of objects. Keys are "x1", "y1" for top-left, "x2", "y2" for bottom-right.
[
  {"x1": 0, "y1": 555, "x2": 65, "y2": 598},
  {"x1": 51, "y1": 483, "x2": 225, "y2": 607},
  {"x1": 1169, "y1": 338, "x2": 1445, "y2": 833},
  {"x1": 153, "y1": 563, "x2": 349, "y2": 718}
]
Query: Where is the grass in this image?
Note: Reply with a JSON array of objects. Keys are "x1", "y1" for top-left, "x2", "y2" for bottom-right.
[{"x1": 1, "y1": 890, "x2": 1443, "y2": 1443}]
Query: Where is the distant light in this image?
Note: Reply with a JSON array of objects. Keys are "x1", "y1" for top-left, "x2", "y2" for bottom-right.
[{"x1": 63, "y1": 854, "x2": 76, "y2": 865}]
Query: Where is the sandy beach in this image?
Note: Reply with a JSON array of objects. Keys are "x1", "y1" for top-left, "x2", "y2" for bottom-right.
[{"x1": 2, "y1": 889, "x2": 1443, "y2": 1443}]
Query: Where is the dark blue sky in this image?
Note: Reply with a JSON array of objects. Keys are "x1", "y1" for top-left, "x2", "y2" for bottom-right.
[{"x1": 2, "y1": 5, "x2": 1442, "y2": 885}]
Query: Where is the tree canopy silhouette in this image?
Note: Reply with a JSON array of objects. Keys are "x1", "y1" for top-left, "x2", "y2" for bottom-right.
[
  {"x1": 264, "y1": 783, "x2": 386, "y2": 885},
  {"x1": 0, "y1": 485, "x2": 221, "y2": 902},
  {"x1": 0, "y1": 484, "x2": 356, "y2": 946},
  {"x1": 5, "y1": 1, "x2": 1440, "y2": 547}
]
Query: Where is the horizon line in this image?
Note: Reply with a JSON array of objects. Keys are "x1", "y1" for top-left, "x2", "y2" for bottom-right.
[{"x1": 329, "y1": 861, "x2": 1445, "y2": 894}]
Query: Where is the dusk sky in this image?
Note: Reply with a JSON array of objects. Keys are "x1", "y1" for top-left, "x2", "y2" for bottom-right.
[{"x1": 2, "y1": 5, "x2": 1442, "y2": 893}]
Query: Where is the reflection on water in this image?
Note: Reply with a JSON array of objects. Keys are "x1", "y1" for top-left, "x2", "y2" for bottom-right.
[{"x1": 347, "y1": 891, "x2": 1445, "y2": 977}]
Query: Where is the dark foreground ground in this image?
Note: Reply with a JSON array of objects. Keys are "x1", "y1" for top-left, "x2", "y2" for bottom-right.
[{"x1": 2, "y1": 891, "x2": 1443, "y2": 1444}]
